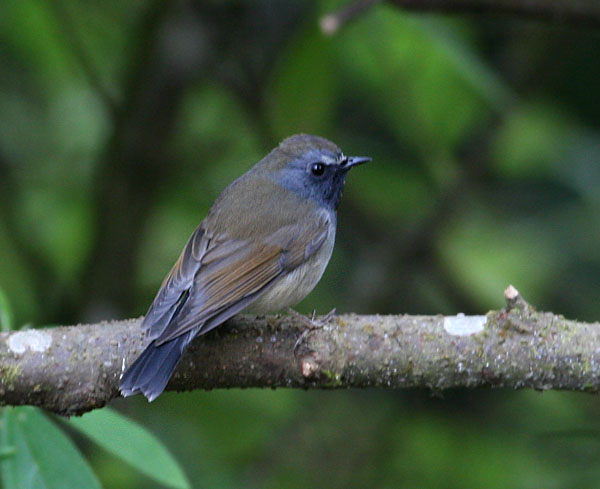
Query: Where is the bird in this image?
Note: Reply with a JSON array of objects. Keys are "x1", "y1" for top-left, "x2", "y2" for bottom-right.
[{"x1": 119, "y1": 134, "x2": 371, "y2": 401}]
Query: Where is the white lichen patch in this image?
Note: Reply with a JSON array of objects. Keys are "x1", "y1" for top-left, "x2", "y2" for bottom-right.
[
  {"x1": 7, "y1": 330, "x2": 52, "y2": 354},
  {"x1": 444, "y1": 313, "x2": 486, "y2": 336}
]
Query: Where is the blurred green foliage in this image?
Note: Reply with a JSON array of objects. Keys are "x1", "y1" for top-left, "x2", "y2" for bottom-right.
[
  {"x1": 1, "y1": 407, "x2": 101, "y2": 489},
  {"x1": 1, "y1": 0, "x2": 600, "y2": 487}
]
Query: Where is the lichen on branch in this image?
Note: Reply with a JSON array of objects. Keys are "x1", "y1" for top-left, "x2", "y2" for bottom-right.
[{"x1": 1, "y1": 287, "x2": 599, "y2": 416}]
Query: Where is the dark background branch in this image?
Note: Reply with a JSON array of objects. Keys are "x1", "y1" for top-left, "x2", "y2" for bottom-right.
[{"x1": 322, "y1": 0, "x2": 600, "y2": 33}]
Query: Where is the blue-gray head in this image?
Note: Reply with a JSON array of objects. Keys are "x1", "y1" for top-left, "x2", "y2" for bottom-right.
[{"x1": 261, "y1": 134, "x2": 371, "y2": 210}]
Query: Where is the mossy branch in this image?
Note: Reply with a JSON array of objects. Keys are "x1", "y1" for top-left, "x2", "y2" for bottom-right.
[{"x1": 1, "y1": 286, "x2": 599, "y2": 416}]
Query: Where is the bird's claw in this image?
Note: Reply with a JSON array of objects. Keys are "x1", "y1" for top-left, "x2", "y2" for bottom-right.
[{"x1": 289, "y1": 308, "x2": 336, "y2": 354}]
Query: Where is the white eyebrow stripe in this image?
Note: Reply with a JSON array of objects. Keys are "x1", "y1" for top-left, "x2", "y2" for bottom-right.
[{"x1": 320, "y1": 152, "x2": 347, "y2": 166}]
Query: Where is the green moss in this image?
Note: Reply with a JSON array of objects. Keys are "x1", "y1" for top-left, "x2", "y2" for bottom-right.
[
  {"x1": 334, "y1": 317, "x2": 349, "y2": 329},
  {"x1": 0, "y1": 364, "x2": 21, "y2": 389},
  {"x1": 362, "y1": 324, "x2": 374, "y2": 335},
  {"x1": 582, "y1": 383, "x2": 598, "y2": 393},
  {"x1": 321, "y1": 369, "x2": 343, "y2": 387}
]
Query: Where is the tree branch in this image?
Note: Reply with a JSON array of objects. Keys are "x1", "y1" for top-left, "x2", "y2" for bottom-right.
[
  {"x1": 2, "y1": 287, "x2": 599, "y2": 416},
  {"x1": 320, "y1": 0, "x2": 600, "y2": 34}
]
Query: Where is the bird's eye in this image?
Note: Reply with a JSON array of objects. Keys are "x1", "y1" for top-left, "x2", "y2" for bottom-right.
[{"x1": 311, "y1": 162, "x2": 325, "y2": 176}]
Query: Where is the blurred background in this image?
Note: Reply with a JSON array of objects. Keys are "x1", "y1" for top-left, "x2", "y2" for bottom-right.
[{"x1": 1, "y1": 0, "x2": 600, "y2": 487}]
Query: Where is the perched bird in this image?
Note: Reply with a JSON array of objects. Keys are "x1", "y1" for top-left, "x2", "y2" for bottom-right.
[{"x1": 120, "y1": 134, "x2": 370, "y2": 401}]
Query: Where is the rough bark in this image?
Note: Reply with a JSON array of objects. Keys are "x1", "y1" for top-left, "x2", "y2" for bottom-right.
[{"x1": 1, "y1": 288, "x2": 599, "y2": 416}]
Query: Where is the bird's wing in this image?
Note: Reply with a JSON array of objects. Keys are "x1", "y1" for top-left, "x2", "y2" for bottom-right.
[
  {"x1": 142, "y1": 226, "x2": 209, "y2": 340},
  {"x1": 147, "y1": 212, "x2": 331, "y2": 345}
]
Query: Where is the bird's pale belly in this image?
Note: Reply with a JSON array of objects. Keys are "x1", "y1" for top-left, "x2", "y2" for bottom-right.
[{"x1": 246, "y1": 227, "x2": 336, "y2": 314}]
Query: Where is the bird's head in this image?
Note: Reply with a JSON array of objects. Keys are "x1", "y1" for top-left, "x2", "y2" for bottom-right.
[{"x1": 261, "y1": 134, "x2": 371, "y2": 210}]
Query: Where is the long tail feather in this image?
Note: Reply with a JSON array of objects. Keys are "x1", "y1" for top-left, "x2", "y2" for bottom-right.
[{"x1": 120, "y1": 332, "x2": 195, "y2": 402}]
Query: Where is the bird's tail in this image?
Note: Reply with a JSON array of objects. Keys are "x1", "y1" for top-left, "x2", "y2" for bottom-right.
[{"x1": 119, "y1": 332, "x2": 195, "y2": 402}]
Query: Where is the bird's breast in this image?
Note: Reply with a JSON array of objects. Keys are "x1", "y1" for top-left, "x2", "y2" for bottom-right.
[{"x1": 246, "y1": 222, "x2": 336, "y2": 314}]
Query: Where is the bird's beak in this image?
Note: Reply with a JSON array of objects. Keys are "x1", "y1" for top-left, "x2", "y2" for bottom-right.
[{"x1": 345, "y1": 156, "x2": 371, "y2": 169}]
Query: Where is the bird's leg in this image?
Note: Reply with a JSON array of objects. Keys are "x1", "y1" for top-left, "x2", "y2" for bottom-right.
[
  {"x1": 320, "y1": 307, "x2": 337, "y2": 323},
  {"x1": 289, "y1": 308, "x2": 336, "y2": 354}
]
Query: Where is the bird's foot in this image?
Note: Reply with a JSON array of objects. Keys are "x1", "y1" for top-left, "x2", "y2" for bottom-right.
[{"x1": 289, "y1": 308, "x2": 336, "y2": 354}]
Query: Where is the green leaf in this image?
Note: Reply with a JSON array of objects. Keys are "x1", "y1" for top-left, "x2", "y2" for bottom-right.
[
  {"x1": 0, "y1": 446, "x2": 16, "y2": 460},
  {"x1": 65, "y1": 408, "x2": 190, "y2": 489},
  {"x1": 0, "y1": 407, "x2": 101, "y2": 489},
  {"x1": 336, "y1": 7, "x2": 512, "y2": 157},
  {"x1": 0, "y1": 288, "x2": 15, "y2": 332}
]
